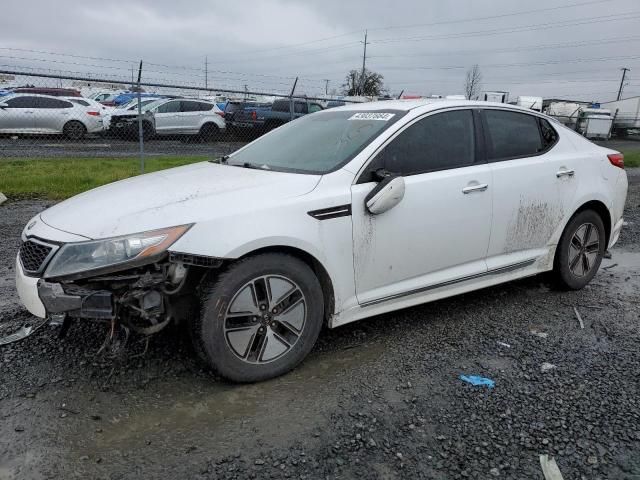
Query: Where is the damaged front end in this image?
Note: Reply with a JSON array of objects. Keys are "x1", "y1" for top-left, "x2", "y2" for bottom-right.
[
  {"x1": 16, "y1": 224, "x2": 221, "y2": 346},
  {"x1": 38, "y1": 259, "x2": 199, "y2": 335}
]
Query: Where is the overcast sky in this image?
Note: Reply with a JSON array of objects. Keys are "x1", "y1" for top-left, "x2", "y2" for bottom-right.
[{"x1": 1, "y1": 0, "x2": 639, "y2": 101}]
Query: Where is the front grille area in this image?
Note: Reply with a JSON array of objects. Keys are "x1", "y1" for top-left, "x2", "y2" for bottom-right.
[{"x1": 19, "y1": 240, "x2": 54, "y2": 273}]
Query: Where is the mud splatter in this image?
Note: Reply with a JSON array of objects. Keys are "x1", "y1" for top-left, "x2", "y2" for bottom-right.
[{"x1": 505, "y1": 197, "x2": 563, "y2": 253}]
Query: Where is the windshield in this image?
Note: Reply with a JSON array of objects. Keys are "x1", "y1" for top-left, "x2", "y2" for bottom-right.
[
  {"x1": 117, "y1": 99, "x2": 137, "y2": 109},
  {"x1": 227, "y1": 109, "x2": 405, "y2": 174}
]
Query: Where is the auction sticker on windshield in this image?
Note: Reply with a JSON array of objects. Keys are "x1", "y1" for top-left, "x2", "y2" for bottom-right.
[{"x1": 348, "y1": 112, "x2": 395, "y2": 121}]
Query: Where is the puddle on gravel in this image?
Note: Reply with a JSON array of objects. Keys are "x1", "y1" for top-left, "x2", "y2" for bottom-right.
[
  {"x1": 604, "y1": 250, "x2": 640, "y2": 270},
  {"x1": 600, "y1": 250, "x2": 640, "y2": 297},
  {"x1": 73, "y1": 341, "x2": 386, "y2": 455}
]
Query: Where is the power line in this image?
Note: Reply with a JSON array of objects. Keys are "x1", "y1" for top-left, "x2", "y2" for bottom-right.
[
  {"x1": 374, "y1": 54, "x2": 640, "y2": 72},
  {"x1": 0, "y1": 46, "x2": 328, "y2": 84},
  {"x1": 372, "y1": 11, "x2": 640, "y2": 44},
  {"x1": 369, "y1": 35, "x2": 640, "y2": 59},
  {"x1": 367, "y1": 0, "x2": 612, "y2": 32},
  {"x1": 208, "y1": 0, "x2": 611, "y2": 58}
]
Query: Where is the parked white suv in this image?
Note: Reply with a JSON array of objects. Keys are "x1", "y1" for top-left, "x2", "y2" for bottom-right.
[
  {"x1": 15, "y1": 100, "x2": 628, "y2": 382},
  {"x1": 108, "y1": 98, "x2": 225, "y2": 140},
  {"x1": 0, "y1": 93, "x2": 105, "y2": 138}
]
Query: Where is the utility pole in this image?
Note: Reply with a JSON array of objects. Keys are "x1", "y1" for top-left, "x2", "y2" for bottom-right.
[
  {"x1": 324, "y1": 79, "x2": 330, "y2": 95},
  {"x1": 359, "y1": 30, "x2": 369, "y2": 96},
  {"x1": 617, "y1": 67, "x2": 630, "y2": 100},
  {"x1": 205, "y1": 56, "x2": 208, "y2": 90},
  {"x1": 244, "y1": 84, "x2": 248, "y2": 101}
]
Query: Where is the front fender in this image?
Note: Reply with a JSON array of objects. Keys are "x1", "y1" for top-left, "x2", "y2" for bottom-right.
[{"x1": 169, "y1": 201, "x2": 356, "y2": 314}]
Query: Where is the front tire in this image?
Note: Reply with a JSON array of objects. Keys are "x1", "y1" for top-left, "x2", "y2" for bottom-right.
[
  {"x1": 553, "y1": 209, "x2": 605, "y2": 290},
  {"x1": 194, "y1": 253, "x2": 324, "y2": 382}
]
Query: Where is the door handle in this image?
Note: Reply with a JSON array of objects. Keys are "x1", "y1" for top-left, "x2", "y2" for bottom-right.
[
  {"x1": 556, "y1": 169, "x2": 575, "y2": 178},
  {"x1": 462, "y1": 183, "x2": 488, "y2": 194}
]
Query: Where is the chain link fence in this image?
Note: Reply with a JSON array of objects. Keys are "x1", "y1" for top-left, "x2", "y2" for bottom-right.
[
  {"x1": 0, "y1": 69, "x2": 357, "y2": 169},
  {"x1": 0, "y1": 69, "x2": 638, "y2": 168}
]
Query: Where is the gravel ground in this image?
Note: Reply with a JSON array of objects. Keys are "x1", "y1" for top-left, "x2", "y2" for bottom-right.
[{"x1": 0, "y1": 171, "x2": 639, "y2": 480}]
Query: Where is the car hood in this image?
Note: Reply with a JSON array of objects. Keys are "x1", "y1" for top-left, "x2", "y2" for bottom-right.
[{"x1": 40, "y1": 162, "x2": 321, "y2": 239}]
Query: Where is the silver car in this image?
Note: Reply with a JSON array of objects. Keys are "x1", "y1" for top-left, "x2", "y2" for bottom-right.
[{"x1": 0, "y1": 93, "x2": 105, "y2": 139}]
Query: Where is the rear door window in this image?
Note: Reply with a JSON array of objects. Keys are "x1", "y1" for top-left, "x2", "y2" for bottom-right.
[
  {"x1": 483, "y1": 110, "x2": 543, "y2": 161},
  {"x1": 376, "y1": 109, "x2": 476, "y2": 176}
]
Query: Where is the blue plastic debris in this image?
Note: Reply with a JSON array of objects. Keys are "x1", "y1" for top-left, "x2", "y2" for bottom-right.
[{"x1": 459, "y1": 375, "x2": 495, "y2": 388}]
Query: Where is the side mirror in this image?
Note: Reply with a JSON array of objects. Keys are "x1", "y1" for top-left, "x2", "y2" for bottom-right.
[{"x1": 365, "y1": 173, "x2": 405, "y2": 215}]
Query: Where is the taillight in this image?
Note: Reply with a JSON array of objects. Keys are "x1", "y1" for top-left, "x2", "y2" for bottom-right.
[
  {"x1": 215, "y1": 111, "x2": 224, "y2": 118},
  {"x1": 251, "y1": 110, "x2": 257, "y2": 120},
  {"x1": 87, "y1": 111, "x2": 100, "y2": 117},
  {"x1": 607, "y1": 153, "x2": 624, "y2": 169}
]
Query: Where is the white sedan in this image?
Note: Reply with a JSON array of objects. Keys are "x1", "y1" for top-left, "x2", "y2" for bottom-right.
[{"x1": 15, "y1": 100, "x2": 628, "y2": 382}]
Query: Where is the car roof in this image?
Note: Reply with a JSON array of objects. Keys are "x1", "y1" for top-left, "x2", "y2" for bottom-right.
[
  {"x1": 332, "y1": 99, "x2": 545, "y2": 115},
  {"x1": 2, "y1": 93, "x2": 76, "y2": 100}
]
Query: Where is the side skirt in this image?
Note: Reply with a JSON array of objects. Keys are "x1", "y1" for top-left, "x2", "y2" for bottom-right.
[
  {"x1": 330, "y1": 258, "x2": 543, "y2": 328},
  {"x1": 360, "y1": 259, "x2": 535, "y2": 308}
]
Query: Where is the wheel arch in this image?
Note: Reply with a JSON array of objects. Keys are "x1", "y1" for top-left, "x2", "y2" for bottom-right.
[
  {"x1": 63, "y1": 119, "x2": 87, "y2": 131},
  {"x1": 200, "y1": 120, "x2": 220, "y2": 131},
  {"x1": 571, "y1": 199, "x2": 612, "y2": 247},
  {"x1": 237, "y1": 245, "x2": 335, "y2": 325}
]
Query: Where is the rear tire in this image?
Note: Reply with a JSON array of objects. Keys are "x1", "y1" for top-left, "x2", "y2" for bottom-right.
[
  {"x1": 141, "y1": 121, "x2": 154, "y2": 141},
  {"x1": 552, "y1": 209, "x2": 605, "y2": 290},
  {"x1": 199, "y1": 123, "x2": 219, "y2": 142},
  {"x1": 193, "y1": 253, "x2": 324, "y2": 383},
  {"x1": 63, "y1": 121, "x2": 86, "y2": 140}
]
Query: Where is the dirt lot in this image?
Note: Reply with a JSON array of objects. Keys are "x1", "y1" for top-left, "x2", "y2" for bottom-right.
[{"x1": 0, "y1": 170, "x2": 639, "y2": 480}]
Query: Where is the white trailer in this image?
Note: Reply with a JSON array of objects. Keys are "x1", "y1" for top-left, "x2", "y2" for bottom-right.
[
  {"x1": 602, "y1": 96, "x2": 640, "y2": 136},
  {"x1": 544, "y1": 101, "x2": 585, "y2": 128},
  {"x1": 482, "y1": 91, "x2": 509, "y2": 103},
  {"x1": 516, "y1": 96, "x2": 543, "y2": 112},
  {"x1": 576, "y1": 108, "x2": 613, "y2": 140}
]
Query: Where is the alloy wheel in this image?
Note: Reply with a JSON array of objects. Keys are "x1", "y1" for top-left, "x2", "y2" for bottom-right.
[
  {"x1": 568, "y1": 222, "x2": 600, "y2": 277},
  {"x1": 223, "y1": 275, "x2": 306, "y2": 364}
]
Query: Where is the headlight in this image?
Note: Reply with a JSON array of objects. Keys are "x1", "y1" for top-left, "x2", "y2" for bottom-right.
[{"x1": 43, "y1": 225, "x2": 191, "y2": 279}]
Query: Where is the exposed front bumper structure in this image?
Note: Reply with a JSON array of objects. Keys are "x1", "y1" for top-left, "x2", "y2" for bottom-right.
[{"x1": 38, "y1": 281, "x2": 114, "y2": 320}]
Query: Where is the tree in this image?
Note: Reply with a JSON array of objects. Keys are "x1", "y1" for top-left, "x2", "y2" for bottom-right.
[
  {"x1": 343, "y1": 69, "x2": 385, "y2": 97},
  {"x1": 464, "y1": 64, "x2": 482, "y2": 100}
]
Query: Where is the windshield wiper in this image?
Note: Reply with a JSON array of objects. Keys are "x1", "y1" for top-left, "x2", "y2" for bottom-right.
[
  {"x1": 209, "y1": 155, "x2": 230, "y2": 164},
  {"x1": 242, "y1": 162, "x2": 271, "y2": 170}
]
